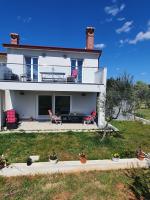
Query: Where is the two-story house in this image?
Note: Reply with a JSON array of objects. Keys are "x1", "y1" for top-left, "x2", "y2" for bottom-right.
[{"x1": 0, "y1": 27, "x2": 107, "y2": 130}]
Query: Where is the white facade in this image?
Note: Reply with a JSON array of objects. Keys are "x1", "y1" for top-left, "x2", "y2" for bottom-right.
[
  {"x1": 0, "y1": 44, "x2": 107, "y2": 129},
  {"x1": 5, "y1": 48, "x2": 100, "y2": 84},
  {"x1": 5, "y1": 91, "x2": 96, "y2": 120}
]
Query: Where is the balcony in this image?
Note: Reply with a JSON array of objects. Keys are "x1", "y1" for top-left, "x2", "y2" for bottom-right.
[{"x1": 0, "y1": 63, "x2": 106, "y2": 92}]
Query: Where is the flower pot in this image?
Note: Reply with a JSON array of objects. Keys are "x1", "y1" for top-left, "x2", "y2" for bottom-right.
[
  {"x1": 49, "y1": 159, "x2": 58, "y2": 164},
  {"x1": 138, "y1": 155, "x2": 145, "y2": 160},
  {"x1": 29, "y1": 155, "x2": 40, "y2": 162},
  {"x1": 112, "y1": 157, "x2": 120, "y2": 162},
  {"x1": 80, "y1": 157, "x2": 87, "y2": 164}
]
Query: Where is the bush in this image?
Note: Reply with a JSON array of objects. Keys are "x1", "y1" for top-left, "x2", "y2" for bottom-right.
[{"x1": 120, "y1": 149, "x2": 135, "y2": 158}]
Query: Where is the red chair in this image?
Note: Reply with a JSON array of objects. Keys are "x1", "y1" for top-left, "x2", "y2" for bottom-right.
[
  {"x1": 83, "y1": 111, "x2": 96, "y2": 124},
  {"x1": 48, "y1": 110, "x2": 62, "y2": 124},
  {"x1": 6, "y1": 109, "x2": 18, "y2": 129},
  {"x1": 71, "y1": 69, "x2": 78, "y2": 79}
]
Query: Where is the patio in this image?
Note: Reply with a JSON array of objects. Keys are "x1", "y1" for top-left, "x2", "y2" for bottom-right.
[{"x1": 15, "y1": 121, "x2": 98, "y2": 132}]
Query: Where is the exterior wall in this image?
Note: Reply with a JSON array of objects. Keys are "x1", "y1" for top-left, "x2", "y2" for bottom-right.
[
  {"x1": 7, "y1": 53, "x2": 24, "y2": 77},
  {"x1": 0, "y1": 91, "x2": 2, "y2": 129},
  {"x1": 0, "y1": 81, "x2": 103, "y2": 92},
  {"x1": 0, "y1": 55, "x2": 7, "y2": 80},
  {"x1": 0, "y1": 55, "x2": 7, "y2": 63},
  {"x1": 6, "y1": 48, "x2": 99, "y2": 83},
  {"x1": 0, "y1": 90, "x2": 5, "y2": 129},
  {"x1": 8, "y1": 91, "x2": 97, "y2": 120}
]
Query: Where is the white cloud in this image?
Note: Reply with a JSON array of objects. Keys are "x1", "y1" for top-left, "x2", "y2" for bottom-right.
[
  {"x1": 94, "y1": 43, "x2": 106, "y2": 49},
  {"x1": 17, "y1": 16, "x2": 21, "y2": 20},
  {"x1": 17, "y1": 16, "x2": 32, "y2": 23},
  {"x1": 105, "y1": 18, "x2": 113, "y2": 22},
  {"x1": 140, "y1": 72, "x2": 147, "y2": 76},
  {"x1": 128, "y1": 30, "x2": 150, "y2": 44},
  {"x1": 119, "y1": 39, "x2": 127, "y2": 44},
  {"x1": 116, "y1": 67, "x2": 120, "y2": 71},
  {"x1": 23, "y1": 17, "x2": 32, "y2": 23},
  {"x1": 117, "y1": 17, "x2": 125, "y2": 21},
  {"x1": 120, "y1": 4, "x2": 125, "y2": 11},
  {"x1": 120, "y1": 20, "x2": 150, "y2": 45},
  {"x1": 116, "y1": 21, "x2": 133, "y2": 34},
  {"x1": 148, "y1": 20, "x2": 150, "y2": 29},
  {"x1": 104, "y1": 3, "x2": 125, "y2": 16}
]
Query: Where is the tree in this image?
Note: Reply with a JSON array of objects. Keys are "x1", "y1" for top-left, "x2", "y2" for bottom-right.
[
  {"x1": 134, "y1": 81, "x2": 150, "y2": 109},
  {"x1": 98, "y1": 73, "x2": 135, "y2": 141},
  {"x1": 106, "y1": 73, "x2": 134, "y2": 121}
]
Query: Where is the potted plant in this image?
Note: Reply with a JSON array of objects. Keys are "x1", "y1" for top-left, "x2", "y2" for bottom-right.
[
  {"x1": 49, "y1": 150, "x2": 58, "y2": 164},
  {"x1": 0, "y1": 155, "x2": 9, "y2": 169},
  {"x1": 136, "y1": 146, "x2": 145, "y2": 160},
  {"x1": 112, "y1": 153, "x2": 120, "y2": 162},
  {"x1": 79, "y1": 152, "x2": 87, "y2": 164},
  {"x1": 26, "y1": 157, "x2": 32, "y2": 166}
]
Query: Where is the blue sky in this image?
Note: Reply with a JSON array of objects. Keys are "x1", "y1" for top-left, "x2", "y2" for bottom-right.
[{"x1": 0, "y1": 0, "x2": 150, "y2": 83}]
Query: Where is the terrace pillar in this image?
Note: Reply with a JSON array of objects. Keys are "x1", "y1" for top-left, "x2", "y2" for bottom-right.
[
  {"x1": 0, "y1": 91, "x2": 2, "y2": 130},
  {"x1": 5, "y1": 90, "x2": 13, "y2": 110},
  {"x1": 97, "y1": 91, "x2": 106, "y2": 128}
]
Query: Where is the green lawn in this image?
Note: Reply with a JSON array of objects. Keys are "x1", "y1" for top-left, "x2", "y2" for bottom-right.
[
  {"x1": 0, "y1": 121, "x2": 149, "y2": 163},
  {"x1": 136, "y1": 108, "x2": 150, "y2": 120},
  {"x1": 0, "y1": 169, "x2": 149, "y2": 200},
  {"x1": 0, "y1": 121, "x2": 150, "y2": 200}
]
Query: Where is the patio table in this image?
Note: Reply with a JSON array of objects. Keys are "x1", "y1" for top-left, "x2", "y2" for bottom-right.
[{"x1": 61, "y1": 113, "x2": 88, "y2": 123}]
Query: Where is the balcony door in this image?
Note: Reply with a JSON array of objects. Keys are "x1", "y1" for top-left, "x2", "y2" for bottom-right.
[
  {"x1": 71, "y1": 59, "x2": 83, "y2": 83},
  {"x1": 25, "y1": 57, "x2": 38, "y2": 81}
]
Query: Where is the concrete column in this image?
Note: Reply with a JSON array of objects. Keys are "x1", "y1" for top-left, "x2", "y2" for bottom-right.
[
  {"x1": 5, "y1": 90, "x2": 13, "y2": 110},
  {"x1": 0, "y1": 92, "x2": 2, "y2": 130},
  {"x1": 97, "y1": 91, "x2": 106, "y2": 128},
  {"x1": 97, "y1": 67, "x2": 107, "y2": 128}
]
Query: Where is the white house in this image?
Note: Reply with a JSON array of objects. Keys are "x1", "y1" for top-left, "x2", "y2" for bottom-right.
[{"x1": 0, "y1": 27, "x2": 107, "y2": 130}]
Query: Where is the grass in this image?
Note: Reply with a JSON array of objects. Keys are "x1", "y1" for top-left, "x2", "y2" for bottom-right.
[
  {"x1": 0, "y1": 121, "x2": 150, "y2": 200},
  {"x1": 0, "y1": 121, "x2": 150, "y2": 163},
  {"x1": 135, "y1": 108, "x2": 150, "y2": 120},
  {"x1": 0, "y1": 169, "x2": 149, "y2": 200}
]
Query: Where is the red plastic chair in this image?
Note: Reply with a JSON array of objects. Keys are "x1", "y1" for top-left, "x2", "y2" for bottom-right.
[
  {"x1": 83, "y1": 111, "x2": 96, "y2": 124},
  {"x1": 6, "y1": 109, "x2": 18, "y2": 129},
  {"x1": 6, "y1": 109, "x2": 17, "y2": 123}
]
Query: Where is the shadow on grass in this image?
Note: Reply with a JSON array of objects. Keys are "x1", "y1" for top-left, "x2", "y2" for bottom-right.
[{"x1": 126, "y1": 169, "x2": 150, "y2": 200}]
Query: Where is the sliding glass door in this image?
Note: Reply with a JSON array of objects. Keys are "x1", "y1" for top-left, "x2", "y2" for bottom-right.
[
  {"x1": 37, "y1": 95, "x2": 70, "y2": 118},
  {"x1": 38, "y1": 96, "x2": 52, "y2": 116},
  {"x1": 55, "y1": 96, "x2": 70, "y2": 115}
]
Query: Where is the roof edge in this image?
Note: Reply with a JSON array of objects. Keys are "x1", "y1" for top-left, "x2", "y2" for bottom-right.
[
  {"x1": 3, "y1": 44, "x2": 102, "y2": 55},
  {"x1": 0, "y1": 52, "x2": 7, "y2": 56}
]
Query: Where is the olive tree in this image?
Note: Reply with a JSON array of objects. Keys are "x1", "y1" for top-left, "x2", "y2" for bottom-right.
[{"x1": 98, "y1": 73, "x2": 135, "y2": 141}]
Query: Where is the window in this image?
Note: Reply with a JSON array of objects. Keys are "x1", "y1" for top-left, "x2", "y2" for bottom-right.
[
  {"x1": 38, "y1": 96, "x2": 52, "y2": 115},
  {"x1": 55, "y1": 96, "x2": 70, "y2": 114},
  {"x1": 25, "y1": 57, "x2": 38, "y2": 81},
  {"x1": 70, "y1": 59, "x2": 83, "y2": 83}
]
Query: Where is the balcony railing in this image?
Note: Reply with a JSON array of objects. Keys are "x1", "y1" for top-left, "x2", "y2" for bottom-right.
[{"x1": 0, "y1": 62, "x2": 106, "y2": 85}]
